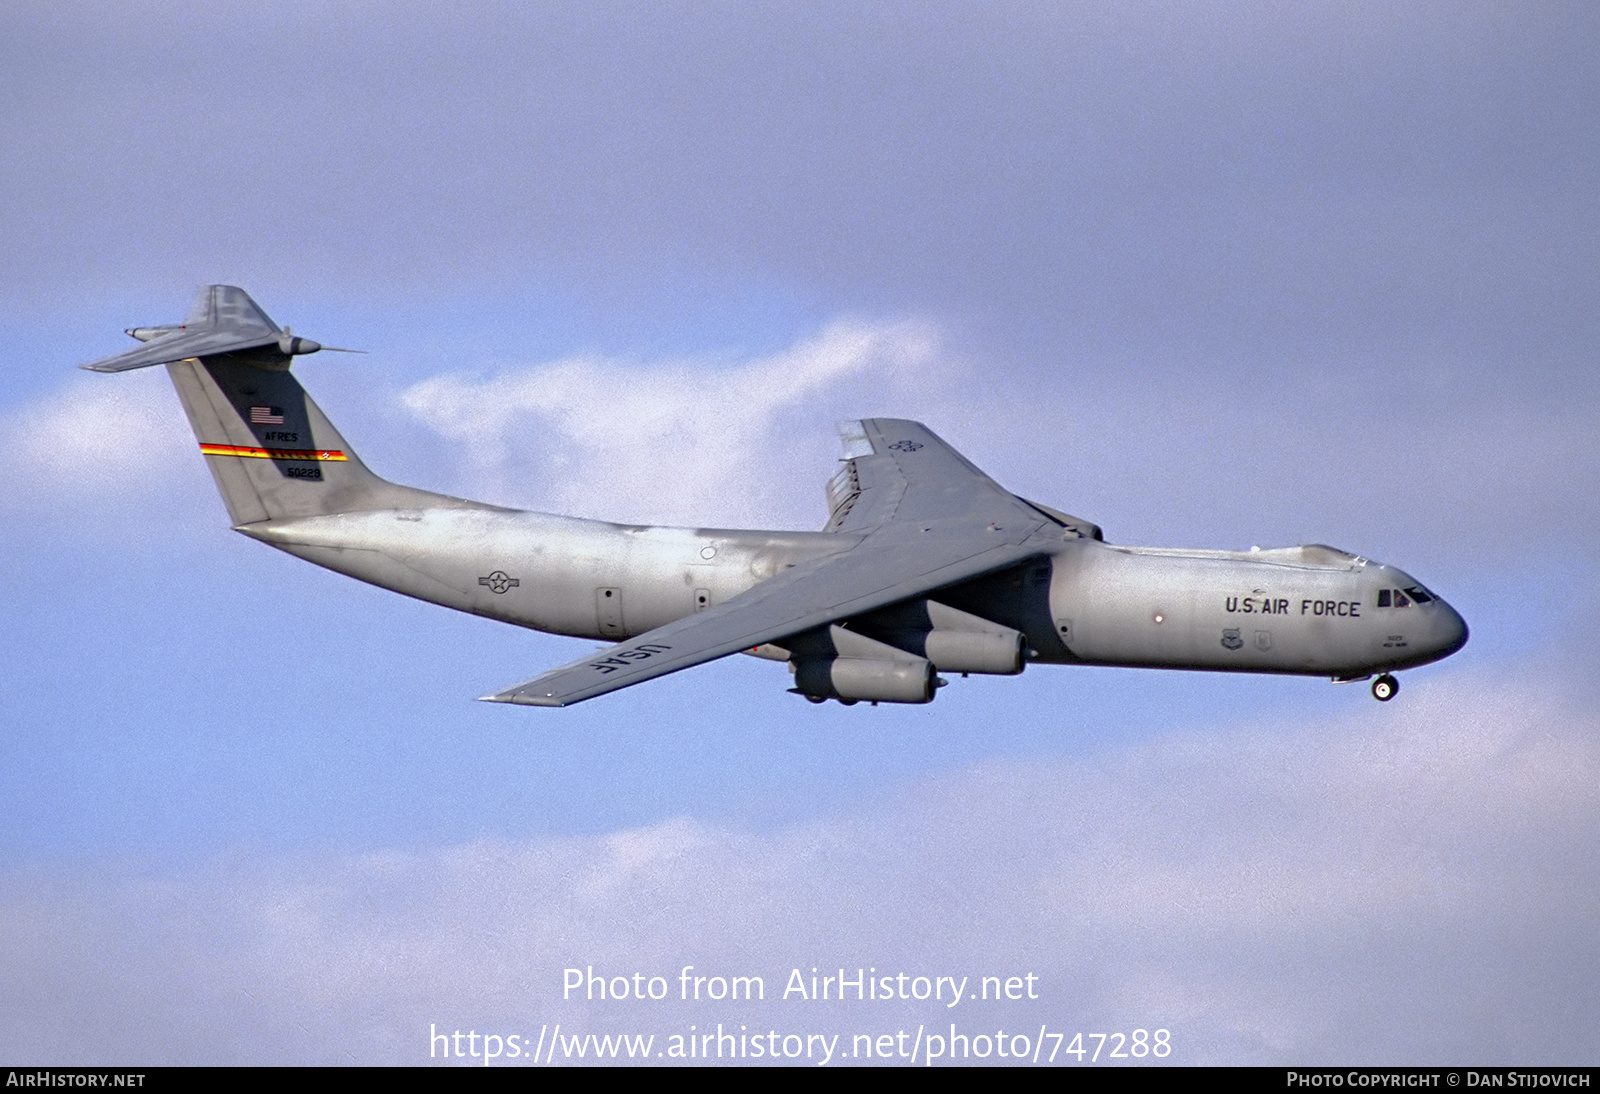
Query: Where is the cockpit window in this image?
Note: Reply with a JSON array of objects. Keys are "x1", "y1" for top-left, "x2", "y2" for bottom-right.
[{"x1": 1377, "y1": 586, "x2": 1433, "y2": 607}]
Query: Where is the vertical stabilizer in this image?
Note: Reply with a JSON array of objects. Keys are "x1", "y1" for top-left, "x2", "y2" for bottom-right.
[
  {"x1": 104, "y1": 288, "x2": 493, "y2": 525},
  {"x1": 165, "y1": 355, "x2": 480, "y2": 525},
  {"x1": 83, "y1": 285, "x2": 493, "y2": 524}
]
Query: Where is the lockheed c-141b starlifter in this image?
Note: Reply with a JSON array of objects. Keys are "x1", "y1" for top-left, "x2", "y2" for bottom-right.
[{"x1": 82, "y1": 287, "x2": 1467, "y2": 707}]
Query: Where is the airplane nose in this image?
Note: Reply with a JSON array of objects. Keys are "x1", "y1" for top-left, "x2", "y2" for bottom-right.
[{"x1": 1432, "y1": 601, "x2": 1469, "y2": 659}]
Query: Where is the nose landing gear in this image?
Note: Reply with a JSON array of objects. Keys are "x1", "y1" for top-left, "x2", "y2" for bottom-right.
[{"x1": 1371, "y1": 674, "x2": 1398, "y2": 702}]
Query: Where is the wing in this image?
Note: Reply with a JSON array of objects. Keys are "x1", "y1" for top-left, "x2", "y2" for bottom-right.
[
  {"x1": 484, "y1": 419, "x2": 1057, "y2": 707},
  {"x1": 80, "y1": 285, "x2": 282, "y2": 373},
  {"x1": 822, "y1": 418, "x2": 1026, "y2": 532}
]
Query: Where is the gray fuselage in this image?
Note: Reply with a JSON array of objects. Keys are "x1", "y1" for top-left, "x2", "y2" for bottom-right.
[{"x1": 242, "y1": 509, "x2": 1468, "y2": 680}]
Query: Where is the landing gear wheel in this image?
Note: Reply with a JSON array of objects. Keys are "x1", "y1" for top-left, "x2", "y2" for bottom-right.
[{"x1": 1371, "y1": 674, "x2": 1398, "y2": 702}]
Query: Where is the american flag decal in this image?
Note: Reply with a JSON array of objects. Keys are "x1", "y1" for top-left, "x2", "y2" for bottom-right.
[{"x1": 250, "y1": 405, "x2": 285, "y2": 424}]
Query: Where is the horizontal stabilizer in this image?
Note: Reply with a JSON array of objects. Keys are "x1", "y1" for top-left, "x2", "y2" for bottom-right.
[{"x1": 79, "y1": 285, "x2": 349, "y2": 372}]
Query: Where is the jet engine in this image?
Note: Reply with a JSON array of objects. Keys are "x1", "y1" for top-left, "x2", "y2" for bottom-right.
[
  {"x1": 793, "y1": 655, "x2": 937, "y2": 704},
  {"x1": 850, "y1": 599, "x2": 1027, "y2": 676},
  {"x1": 786, "y1": 624, "x2": 942, "y2": 704},
  {"x1": 922, "y1": 627, "x2": 1025, "y2": 675}
]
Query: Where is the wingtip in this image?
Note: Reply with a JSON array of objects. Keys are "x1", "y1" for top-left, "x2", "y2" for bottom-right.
[{"x1": 478, "y1": 691, "x2": 566, "y2": 707}]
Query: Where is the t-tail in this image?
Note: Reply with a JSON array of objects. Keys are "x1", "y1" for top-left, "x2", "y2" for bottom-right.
[{"x1": 81, "y1": 285, "x2": 484, "y2": 526}]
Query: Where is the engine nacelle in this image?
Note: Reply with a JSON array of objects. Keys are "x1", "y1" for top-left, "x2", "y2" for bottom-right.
[
  {"x1": 923, "y1": 628, "x2": 1025, "y2": 675},
  {"x1": 845, "y1": 598, "x2": 1028, "y2": 675},
  {"x1": 792, "y1": 656, "x2": 937, "y2": 704}
]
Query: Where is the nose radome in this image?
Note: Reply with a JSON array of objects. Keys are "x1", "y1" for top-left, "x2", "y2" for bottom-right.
[{"x1": 1434, "y1": 601, "x2": 1469, "y2": 659}]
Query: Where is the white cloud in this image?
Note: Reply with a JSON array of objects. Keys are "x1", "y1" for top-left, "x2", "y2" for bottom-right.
[
  {"x1": 0, "y1": 373, "x2": 195, "y2": 513},
  {"x1": 3, "y1": 673, "x2": 1597, "y2": 1065},
  {"x1": 396, "y1": 318, "x2": 950, "y2": 527}
]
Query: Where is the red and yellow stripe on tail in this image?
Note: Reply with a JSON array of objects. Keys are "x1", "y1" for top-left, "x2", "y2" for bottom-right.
[{"x1": 199, "y1": 443, "x2": 348, "y2": 461}]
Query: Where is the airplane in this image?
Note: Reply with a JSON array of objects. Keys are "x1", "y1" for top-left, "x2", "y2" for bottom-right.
[{"x1": 82, "y1": 286, "x2": 1468, "y2": 708}]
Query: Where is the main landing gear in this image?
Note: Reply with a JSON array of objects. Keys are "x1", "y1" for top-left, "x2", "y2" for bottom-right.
[{"x1": 1371, "y1": 674, "x2": 1398, "y2": 702}]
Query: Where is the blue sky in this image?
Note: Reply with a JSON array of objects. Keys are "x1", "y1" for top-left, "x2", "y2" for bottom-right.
[{"x1": 2, "y1": 1, "x2": 1598, "y2": 1065}]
